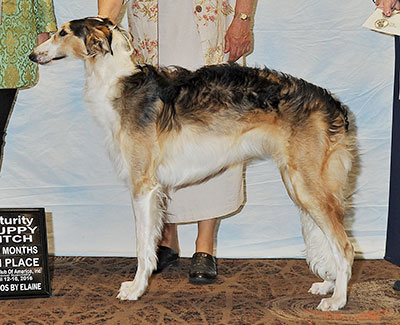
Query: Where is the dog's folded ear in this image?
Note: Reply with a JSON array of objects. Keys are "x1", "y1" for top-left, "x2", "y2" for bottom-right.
[{"x1": 85, "y1": 26, "x2": 113, "y2": 57}]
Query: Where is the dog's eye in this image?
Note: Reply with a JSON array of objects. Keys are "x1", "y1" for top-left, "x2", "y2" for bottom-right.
[{"x1": 59, "y1": 29, "x2": 67, "y2": 37}]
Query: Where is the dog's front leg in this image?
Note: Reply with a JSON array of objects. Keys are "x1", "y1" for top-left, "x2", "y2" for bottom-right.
[{"x1": 117, "y1": 183, "x2": 164, "y2": 300}]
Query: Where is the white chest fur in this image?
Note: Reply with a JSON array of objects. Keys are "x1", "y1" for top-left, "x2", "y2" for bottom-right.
[{"x1": 83, "y1": 64, "x2": 131, "y2": 183}]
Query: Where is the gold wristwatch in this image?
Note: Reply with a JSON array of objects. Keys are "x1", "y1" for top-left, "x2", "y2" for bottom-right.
[{"x1": 236, "y1": 13, "x2": 251, "y2": 21}]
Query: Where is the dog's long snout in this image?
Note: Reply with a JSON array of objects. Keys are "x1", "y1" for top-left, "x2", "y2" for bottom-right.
[{"x1": 28, "y1": 44, "x2": 59, "y2": 65}]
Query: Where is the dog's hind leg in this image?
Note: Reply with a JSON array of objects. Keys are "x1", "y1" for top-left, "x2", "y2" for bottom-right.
[
  {"x1": 303, "y1": 209, "x2": 353, "y2": 311},
  {"x1": 117, "y1": 182, "x2": 165, "y2": 300},
  {"x1": 283, "y1": 144, "x2": 354, "y2": 311},
  {"x1": 281, "y1": 165, "x2": 339, "y2": 297},
  {"x1": 301, "y1": 212, "x2": 337, "y2": 296}
]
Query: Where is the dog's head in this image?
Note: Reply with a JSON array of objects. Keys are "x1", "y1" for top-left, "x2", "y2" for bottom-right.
[{"x1": 30, "y1": 17, "x2": 131, "y2": 64}]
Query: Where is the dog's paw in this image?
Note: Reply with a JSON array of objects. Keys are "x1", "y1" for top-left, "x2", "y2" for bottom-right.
[
  {"x1": 317, "y1": 297, "x2": 346, "y2": 311},
  {"x1": 116, "y1": 281, "x2": 142, "y2": 301},
  {"x1": 308, "y1": 281, "x2": 335, "y2": 295}
]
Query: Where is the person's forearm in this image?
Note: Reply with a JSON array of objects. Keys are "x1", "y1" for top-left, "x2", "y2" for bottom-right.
[
  {"x1": 234, "y1": 0, "x2": 255, "y2": 19},
  {"x1": 224, "y1": 0, "x2": 255, "y2": 62},
  {"x1": 98, "y1": 0, "x2": 123, "y2": 21}
]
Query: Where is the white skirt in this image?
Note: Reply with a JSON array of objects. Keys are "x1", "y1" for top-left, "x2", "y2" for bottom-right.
[{"x1": 159, "y1": 0, "x2": 244, "y2": 223}]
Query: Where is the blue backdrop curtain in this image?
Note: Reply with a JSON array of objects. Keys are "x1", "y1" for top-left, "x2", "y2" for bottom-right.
[{"x1": 0, "y1": 0, "x2": 395, "y2": 259}]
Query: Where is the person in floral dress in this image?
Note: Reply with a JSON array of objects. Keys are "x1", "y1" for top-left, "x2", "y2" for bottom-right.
[{"x1": 98, "y1": 0, "x2": 255, "y2": 284}]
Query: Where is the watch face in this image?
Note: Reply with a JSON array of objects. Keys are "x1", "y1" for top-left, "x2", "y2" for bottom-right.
[{"x1": 238, "y1": 13, "x2": 250, "y2": 21}]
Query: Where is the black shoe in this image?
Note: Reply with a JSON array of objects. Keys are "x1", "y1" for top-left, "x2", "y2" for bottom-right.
[
  {"x1": 154, "y1": 245, "x2": 179, "y2": 274},
  {"x1": 393, "y1": 280, "x2": 400, "y2": 291},
  {"x1": 189, "y1": 252, "x2": 217, "y2": 284}
]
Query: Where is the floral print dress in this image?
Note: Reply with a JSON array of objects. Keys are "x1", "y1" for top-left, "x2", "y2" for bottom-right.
[
  {"x1": 125, "y1": 0, "x2": 234, "y2": 66},
  {"x1": 124, "y1": 0, "x2": 244, "y2": 223}
]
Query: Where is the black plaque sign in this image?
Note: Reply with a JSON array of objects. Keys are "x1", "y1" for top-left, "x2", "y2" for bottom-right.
[{"x1": 0, "y1": 208, "x2": 51, "y2": 299}]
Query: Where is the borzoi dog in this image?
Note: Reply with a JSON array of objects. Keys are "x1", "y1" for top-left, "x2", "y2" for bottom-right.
[{"x1": 30, "y1": 17, "x2": 355, "y2": 311}]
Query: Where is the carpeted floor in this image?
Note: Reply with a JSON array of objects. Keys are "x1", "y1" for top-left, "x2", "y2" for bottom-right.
[{"x1": 1, "y1": 257, "x2": 400, "y2": 324}]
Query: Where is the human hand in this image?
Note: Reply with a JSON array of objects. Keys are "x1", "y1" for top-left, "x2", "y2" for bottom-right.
[
  {"x1": 224, "y1": 18, "x2": 252, "y2": 63},
  {"x1": 375, "y1": 0, "x2": 400, "y2": 17},
  {"x1": 37, "y1": 33, "x2": 51, "y2": 45}
]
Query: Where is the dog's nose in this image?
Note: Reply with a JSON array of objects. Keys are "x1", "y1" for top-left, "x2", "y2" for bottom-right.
[{"x1": 29, "y1": 52, "x2": 37, "y2": 63}]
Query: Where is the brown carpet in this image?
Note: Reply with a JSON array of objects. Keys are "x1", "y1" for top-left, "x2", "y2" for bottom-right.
[{"x1": 1, "y1": 257, "x2": 400, "y2": 324}]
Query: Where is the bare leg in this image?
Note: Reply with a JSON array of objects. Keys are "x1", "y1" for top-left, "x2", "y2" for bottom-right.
[
  {"x1": 159, "y1": 223, "x2": 179, "y2": 252},
  {"x1": 195, "y1": 218, "x2": 217, "y2": 255},
  {"x1": 189, "y1": 218, "x2": 218, "y2": 284}
]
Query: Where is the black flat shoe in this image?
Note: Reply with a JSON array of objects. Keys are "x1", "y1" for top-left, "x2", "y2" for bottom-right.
[
  {"x1": 189, "y1": 252, "x2": 217, "y2": 284},
  {"x1": 154, "y1": 245, "x2": 179, "y2": 274}
]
